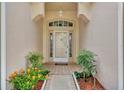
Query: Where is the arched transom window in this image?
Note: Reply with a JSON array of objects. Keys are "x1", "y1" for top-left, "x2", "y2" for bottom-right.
[{"x1": 49, "y1": 20, "x2": 73, "y2": 27}]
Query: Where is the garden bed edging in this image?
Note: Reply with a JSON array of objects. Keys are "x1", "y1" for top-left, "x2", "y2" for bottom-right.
[{"x1": 72, "y1": 73, "x2": 80, "y2": 90}]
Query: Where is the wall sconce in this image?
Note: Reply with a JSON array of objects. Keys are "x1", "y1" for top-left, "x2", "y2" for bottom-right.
[{"x1": 59, "y1": 10, "x2": 63, "y2": 17}]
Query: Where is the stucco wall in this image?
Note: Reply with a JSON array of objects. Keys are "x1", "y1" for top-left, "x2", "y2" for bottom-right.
[
  {"x1": 6, "y1": 3, "x2": 42, "y2": 89},
  {"x1": 79, "y1": 3, "x2": 118, "y2": 89}
]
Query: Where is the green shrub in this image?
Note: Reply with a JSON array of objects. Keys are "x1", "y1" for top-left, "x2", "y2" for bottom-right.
[
  {"x1": 9, "y1": 68, "x2": 50, "y2": 90},
  {"x1": 26, "y1": 51, "x2": 43, "y2": 69},
  {"x1": 77, "y1": 49, "x2": 97, "y2": 81}
]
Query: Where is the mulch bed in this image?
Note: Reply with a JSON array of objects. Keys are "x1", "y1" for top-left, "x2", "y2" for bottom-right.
[{"x1": 77, "y1": 77, "x2": 104, "y2": 90}]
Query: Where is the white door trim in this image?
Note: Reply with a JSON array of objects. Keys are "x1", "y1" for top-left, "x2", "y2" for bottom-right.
[
  {"x1": 53, "y1": 31, "x2": 69, "y2": 63},
  {"x1": 1, "y1": 2, "x2": 6, "y2": 90},
  {"x1": 118, "y1": 2, "x2": 123, "y2": 90}
]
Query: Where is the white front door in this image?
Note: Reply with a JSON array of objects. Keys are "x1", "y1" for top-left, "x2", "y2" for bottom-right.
[{"x1": 53, "y1": 31, "x2": 69, "y2": 63}]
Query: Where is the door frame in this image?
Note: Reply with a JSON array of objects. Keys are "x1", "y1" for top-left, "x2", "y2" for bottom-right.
[{"x1": 53, "y1": 31, "x2": 69, "y2": 63}]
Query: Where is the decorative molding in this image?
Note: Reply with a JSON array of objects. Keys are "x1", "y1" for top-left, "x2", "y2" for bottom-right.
[
  {"x1": 31, "y1": 3, "x2": 45, "y2": 21},
  {"x1": 77, "y1": 3, "x2": 91, "y2": 23},
  {"x1": 78, "y1": 14, "x2": 89, "y2": 23},
  {"x1": 32, "y1": 14, "x2": 43, "y2": 22}
]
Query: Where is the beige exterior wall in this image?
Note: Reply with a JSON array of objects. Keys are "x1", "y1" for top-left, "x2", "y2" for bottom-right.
[
  {"x1": 6, "y1": 3, "x2": 43, "y2": 89},
  {"x1": 79, "y1": 3, "x2": 118, "y2": 89}
]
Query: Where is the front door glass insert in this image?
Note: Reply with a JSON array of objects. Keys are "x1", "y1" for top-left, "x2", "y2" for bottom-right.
[{"x1": 55, "y1": 32, "x2": 68, "y2": 58}]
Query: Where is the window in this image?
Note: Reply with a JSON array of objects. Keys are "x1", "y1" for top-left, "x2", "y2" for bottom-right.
[
  {"x1": 49, "y1": 22, "x2": 53, "y2": 26},
  {"x1": 69, "y1": 33, "x2": 72, "y2": 57},
  {"x1": 50, "y1": 33, "x2": 53, "y2": 57},
  {"x1": 49, "y1": 20, "x2": 73, "y2": 27}
]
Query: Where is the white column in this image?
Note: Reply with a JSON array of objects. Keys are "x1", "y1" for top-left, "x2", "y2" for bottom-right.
[
  {"x1": 1, "y1": 2, "x2": 6, "y2": 90},
  {"x1": 118, "y1": 2, "x2": 123, "y2": 90},
  {"x1": 31, "y1": 2, "x2": 45, "y2": 20}
]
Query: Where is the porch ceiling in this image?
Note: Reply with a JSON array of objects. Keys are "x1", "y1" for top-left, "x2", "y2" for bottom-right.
[{"x1": 45, "y1": 3, "x2": 77, "y2": 11}]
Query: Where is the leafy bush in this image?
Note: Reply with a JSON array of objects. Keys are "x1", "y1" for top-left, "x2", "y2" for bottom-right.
[
  {"x1": 8, "y1": 51, "x2": 50, "y2": 90},
  {"x1": 39, "y1": 70, "x2": 50, "y2": 76},
  {"x1": 9, "y1": 74, "x2": 33, "y2": 90},
  {"x1": 8, "y1": 68, "x2": 50, "y2": 90},
  {"x1": 26, "y1": 51, "x2": 43, "y2": 69},
  {"x1": 77, "y1": 49, "x2": 97, "y2": 81},
  {"x1": 74, "y1": 71, "x2": 81, "y2": 79}
]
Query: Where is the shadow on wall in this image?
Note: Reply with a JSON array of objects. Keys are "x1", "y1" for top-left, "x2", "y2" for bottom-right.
[{"x1": 95, "y1": 56, "x2": 104, "y2": 88}]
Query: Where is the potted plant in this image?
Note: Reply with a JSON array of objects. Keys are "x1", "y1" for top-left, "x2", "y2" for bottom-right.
[
  {"x1": 8, "y1": 51, "x2": 50, "y2": 90},
  {"x1": 26, "y1": 51, "x2": 43, "y2": 69},
  {"x1": 75, "y1": 49, "x2": 97, "y2": 89},
  {"x1": 8, "y1": 68, "x2": 35, "y2": 90},
  {"x1": 26, "y1": 51, "x2": 50, "y2": 89},
  {"x1": 8, "y1": 68, "x2": 49, "y2": 90}
]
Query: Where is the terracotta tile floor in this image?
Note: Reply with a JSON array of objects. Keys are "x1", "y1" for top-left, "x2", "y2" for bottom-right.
[{"x1": 43, "y1": 62, "x2": 81, "y2": 75}]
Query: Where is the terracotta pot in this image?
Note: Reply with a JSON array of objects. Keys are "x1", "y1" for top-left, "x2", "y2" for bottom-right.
[{"x1": 35, "y1": 80, "x2": 44, "y2": 90}]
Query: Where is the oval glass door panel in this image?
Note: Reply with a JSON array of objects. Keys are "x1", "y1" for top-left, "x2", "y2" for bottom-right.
[
  {"x1": 55, "y1": 32, "x2": 67, "y2": 58},
  {"x1": 53, "y1": 31, "x2": 69, "y2": 62}
]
